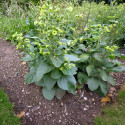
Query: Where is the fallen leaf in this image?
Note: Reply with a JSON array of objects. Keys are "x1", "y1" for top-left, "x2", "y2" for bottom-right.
[
  {"x1": 101, "y1": 96, "x2": 111, "y2": 103},
  {"x1": 16, "y1": 111, "x2": 25, "y2": 118},
  {"x1": 107, "y1": 94, "x2": 112, "y2": 97}
]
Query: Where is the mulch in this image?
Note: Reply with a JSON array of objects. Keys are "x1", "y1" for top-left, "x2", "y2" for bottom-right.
[{"x1": 0, "y1": 38, "x2": 125, "y2": 125}]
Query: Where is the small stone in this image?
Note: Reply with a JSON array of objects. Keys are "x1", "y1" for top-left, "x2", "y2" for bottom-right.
[
  {"x1": 59, "y1": 120, "x2": 61, "y2": 123},
  {"x1": 29, "y1": 118, "x2": 32, "y2": 121},
  {"x1": 61, "y1": 102, "x2": 63, "y2": 106},
  {"x1": 84, "y1": 97, "x2": 87, "y2": 100},
  {"x1": 83, "y1": 108, "x2": 88, "y2": 111},
  {"x1": 25, "y1": 112, "x2": 30, "y2": 116}
]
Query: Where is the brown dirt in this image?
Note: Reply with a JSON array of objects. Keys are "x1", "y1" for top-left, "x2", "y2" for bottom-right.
[{"x1": 0, "y1": 38, "x2": 125, "y2": 125}]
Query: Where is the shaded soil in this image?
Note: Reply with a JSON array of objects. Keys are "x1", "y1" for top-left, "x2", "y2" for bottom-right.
[{"x1": 0, "y1": 38, "x2": 125, "y2": 125}]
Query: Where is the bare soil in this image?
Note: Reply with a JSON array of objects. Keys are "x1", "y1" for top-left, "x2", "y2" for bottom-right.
[{"x1": 0, "y1": 38, "x2": 125, "y2": 125}]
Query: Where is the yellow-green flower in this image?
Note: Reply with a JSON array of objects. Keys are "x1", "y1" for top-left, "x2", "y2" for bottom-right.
[
  {"x1": 60, "y1": 67, "x2": 63, "y2": 71},
  {"x1": 84, "y1": 27, "x2": 89, "y2": 31},
  {"x1": 64, "y1": 57, "x2": 68, "y2": 61},
  {"x1": 34, "y1": 21, "x2": 38, "y2": 25},
  {"x1": 88, "y1": 19, "x2": 92, "y2": 22},
  {"x1": 52, "y1": 30, "x2": 57, "y2": 35},
  {"x1": 67, "y1": 7, "x2": 73, "y2": 12}
]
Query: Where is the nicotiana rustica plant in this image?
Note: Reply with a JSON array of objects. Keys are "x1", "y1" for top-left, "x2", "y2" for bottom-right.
[{"x1": 12, "y1": 0, "x2": 125, "y2": 100}]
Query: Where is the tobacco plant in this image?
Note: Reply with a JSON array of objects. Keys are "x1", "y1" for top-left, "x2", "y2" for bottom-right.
[{"x1": 13, "y1": 1, "x2": 125, "y2": 100}]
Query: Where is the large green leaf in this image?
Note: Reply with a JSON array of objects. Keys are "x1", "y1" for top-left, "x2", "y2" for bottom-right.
[
  {"x1": 98, "y1": 69, "x2": 108, "y2": 81},
  {"x1": 43, "y1": 75, "x2": 57, "y2": 90},
  {"x1": 100, "y1": 82, "x2": 110, "y2": 96},
  {"x1": 78, "y1": 44, "x2": 85, "y2": 50},
  {"x1": 25, "y1": 72, "x2": 35, "y2": 83},
  {"x1": 112, "y1": 60, "x2": 122, "y2": 66},
  {"x1": 68, "y1": 83, "x2": 76, "y2": 95},
  {"x1": 50, "y1": 55, "x2": 64, "y2": 67},
  {"x1": 51, "y1": 69, "x2": 62, "y2": 79},
  {"x1": 25, "y1": 66, "x2": 37, "y2": 83},
  {"x1": 35, "y1": 79, "x2": 45, "y2": 87},
  {"x1": 107, "y1": 75, "x2": 115, "y2": 86},
  {"x1": 36, "y1": 62, "x2": 54, "y2": 82},
  {"x1": 103, "y1": 62, "x2": 114, "y2": 68},
  {"x1": 86, "y1": 65, "x2": 94, "y2": 77},
  {"x1": 77, "y1": 72, "x2": 88, "y2": 84},
  {"x1": 57, "y1": 75, "x2": 76, "y2": 91},
  {"x1": 93, "y1": 53, "x2": 101, "y2": 61},
  {"x1": 111, "y1": 66, "x2": 125, "y2": 72},
  {"x1": 55, "y1": 88, "x2": 66, "y2": 100},
  {"x1": 79, "y1": 54, "x2": 89, "y2": 62},
  {"x1": 87, "y1": 78, "x2": 100, "y2": 91},
  {"x1": 62, "y1": 66, "x2": 77, "y2": 75},
  {"x1": 22, "y1": 54, "x2": 34, "y2": 61},
  {"x1": 64, "y1": 54, "x2": 80, "y2": 61},
  {"x1": 42, "y1": 87, "x2": 56, "y2": 100}
]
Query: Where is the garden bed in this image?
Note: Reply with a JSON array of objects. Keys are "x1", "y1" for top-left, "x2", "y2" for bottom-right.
[{"x1": 0, "y1": 38, "x2": 125, "y2": 125}]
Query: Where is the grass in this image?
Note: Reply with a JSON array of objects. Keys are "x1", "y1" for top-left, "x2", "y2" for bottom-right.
[
  {"x1": 0, "y1": 88, "x2": 20, "y2": 125},
  {"x1": 95, "y1": 86, "x2": 125, "y2": 125},
  {"x1": 0, "y1": 16, "x2": 29, "y2": 41}
]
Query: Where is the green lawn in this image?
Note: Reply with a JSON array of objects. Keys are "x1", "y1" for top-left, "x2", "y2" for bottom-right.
[
  {"x1": 95, "y1": 87, "x2": 125, "y2": 125},
  {"x1": 0, "y1": 88, "x2": 20, "y2": 125}
]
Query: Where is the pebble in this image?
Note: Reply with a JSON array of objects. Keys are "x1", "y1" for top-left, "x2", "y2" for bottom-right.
[
  {"x1": 84, "y1": 97, "x2": 87, "y2": 100},
  {"x1": 61, "y1": 102, "x2": 63, "y2": 106},
  {"x1": 83, "y1": 108, "x2": 88, "y2": 111},
  {"x1": 59, "y1": 120, "x2": 61, "y2": 123},
  {"x1": 25, "y1": 112, "x2": 30, "y2": 116}
]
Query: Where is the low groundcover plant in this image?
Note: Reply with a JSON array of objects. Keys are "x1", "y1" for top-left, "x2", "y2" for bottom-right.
[{"x1": 13, "y1": 1, "x2": 125, "y2": 100}]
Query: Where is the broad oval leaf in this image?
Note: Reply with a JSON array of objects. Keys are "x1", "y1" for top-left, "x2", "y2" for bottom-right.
[
  {"x1": 57, "y1": 76, "x2": 69, "y2": 90},
  {"x1": 22, "y1": 54, "x2": 34, "y2": 61},
  {"x1": 111, "y1": 66, "x2": 125, "y2": 72},
  {"x1": 35, "y1": 79, "x2": 45, "y2": 87},
  {"x1": 79, "y1": 54, "x2": 89, "y2": 62},
  {"x1": 77, "y1": 72, "x2": 88, "y2": 84},
  {"x1": 98, "y1": 69, "x2": 108, "y2": 81},
  {"x1": 57, "y1": 75, "x2": 76, "y2": 91},
  {"x1": 43, "y1": 74, "x2": 57, "y2": 90},
  {"x1": 50, "y1": 55, "x2": 64, "y2": 67},
  {"x1": 112, "y1": 60, "x2": 122, "y2": 66},
  {"x1": 87, "y1": 78, "x2": 100, "y2": 91},
  {"x1": 51, "y1": 69, "x2": 62, "y2": 79},
  {"x1": 78, "y1": 44, "x2": 85, "y2": 50},
  {"x1": 25, "y1": 72, "x2": 34, "y2": 83},
  {"x1": 42, "y1": 87, "x2": 56, "y2": 100},
  {"x1": 86, "y1": 65, "x2": 94, "y2": 77},
  {"x1": 24, "y1": 66, "x2": 37, "y2": 83},
  {"x1": 62, "y1": 66, "x2": 77, "y2": 75},
  {"x1": 55, "y1": 88, "x2": 66, "y2": 100},
  {"x1": 107, "y1": 75, "x2": 115, "y2": 86},
  {"x1": 93, "y1": 53, "x2": 101, "y2": 61},
  {"x1": 36, "y1": 62, "x2": 54, "y2": 82},
  {"x1": 64, "y1": 54, "x2": 80, "y2": 61},
  {"x1": 100, "y1": 82, "x2": 110, "y2": 96}
]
